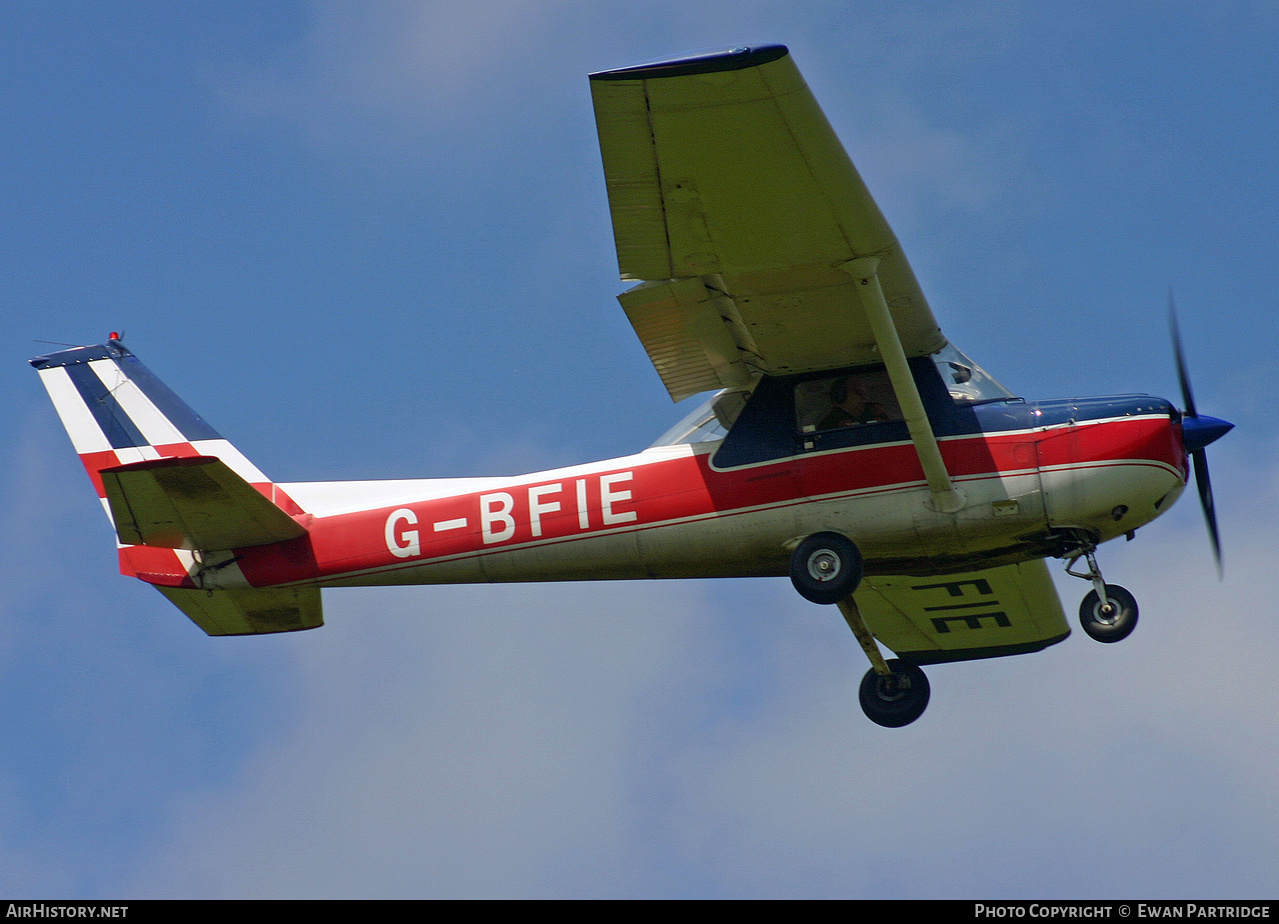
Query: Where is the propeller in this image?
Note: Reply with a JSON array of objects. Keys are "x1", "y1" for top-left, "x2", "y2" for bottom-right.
[{"x1": 1168, "y1": 291, "x2": 1233, "y2": 575}]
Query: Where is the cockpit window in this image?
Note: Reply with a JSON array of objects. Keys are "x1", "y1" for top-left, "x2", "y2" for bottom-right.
[
  {"x1": 796, "y1": 369, "x2": 903, "y2": 433},
  {"x1": 649, "y1": 389, "x2": 749, "y2": 448},
  {"x1": 650, "y1": 401, "x2": 726, "y2": 447},
  {"x1": 931, "y1": 344, "x2": 1015, "y2": 405}
]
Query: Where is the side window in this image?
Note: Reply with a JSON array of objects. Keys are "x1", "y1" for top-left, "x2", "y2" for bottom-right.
[{"x1": 796, "y1": 370, "x2": 903, "y2": 434}]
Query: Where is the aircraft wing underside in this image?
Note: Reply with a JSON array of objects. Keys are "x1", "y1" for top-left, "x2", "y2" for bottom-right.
[
  {"x1": 590, "y1": 45, "x2": 946, "y2": 400},
  {"x1": 855, "y1": 560, "x2": 1070, "y2": 664}
]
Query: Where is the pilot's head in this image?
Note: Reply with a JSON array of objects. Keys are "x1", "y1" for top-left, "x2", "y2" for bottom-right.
[{"x1": 829, "y1": 376, "x2": 867, "y2": 410}]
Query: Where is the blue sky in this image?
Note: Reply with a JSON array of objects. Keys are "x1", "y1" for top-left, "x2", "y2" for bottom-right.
[{"x1": 2, "y1": 1, "x2": 1277, "y2": 898}]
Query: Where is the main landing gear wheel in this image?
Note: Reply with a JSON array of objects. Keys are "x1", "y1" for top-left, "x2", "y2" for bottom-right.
[
  {"x1": 1079, "y1": 584, "x2": 1138, "y2": 643},
  {"x1": 789, "y1": 532, "x2": 863, "y2": 605},
  {"x1": 859, "y1": 659, "x2": 930, "y2": 728}
]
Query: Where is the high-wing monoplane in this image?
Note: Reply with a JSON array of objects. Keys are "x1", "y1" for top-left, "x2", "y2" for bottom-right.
[{"x1": 31, "y1": 45, "x2": 1232, "y2": 726}]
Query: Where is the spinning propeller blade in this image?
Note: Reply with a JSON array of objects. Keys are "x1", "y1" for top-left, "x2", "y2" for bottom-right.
[{"x1": 1168, "y1": 291, "x2": 1232, "y2": 575}]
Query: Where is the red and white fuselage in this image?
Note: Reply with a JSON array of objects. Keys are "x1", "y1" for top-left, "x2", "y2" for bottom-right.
[
  {"x1": 137, "y1": 408, "x2": 1187, "y2": 592},
  {"x1": 30, "y1": 340, "x2": 1187, "y2": 628}
]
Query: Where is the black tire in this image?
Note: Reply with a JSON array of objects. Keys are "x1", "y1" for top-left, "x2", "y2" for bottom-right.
[
  {"x1": 789, "y1": 531, "x2": 863, "y2": 605},
  {"x1": 1079, "y1": 584, "x2": 1138, "y2": 643},
  {"x1": 859, "y1": 659, "x2": 930, "y2": 728}
]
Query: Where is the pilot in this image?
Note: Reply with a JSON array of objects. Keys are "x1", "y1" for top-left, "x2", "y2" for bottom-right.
[{"x1": 818, "y1": 376, "x2": 889, "y2": 429}]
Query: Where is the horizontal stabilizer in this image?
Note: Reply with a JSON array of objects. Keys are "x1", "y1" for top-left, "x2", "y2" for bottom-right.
[
  {"x1": 101, "y1": 455, "x2": 307, "y2": 551},
  {"x1": 855, "y1": 560, "x2": 1070, "y2": 664},
  {"x1": 156, "y1": 584, "x2": 323, "y2": 636}
]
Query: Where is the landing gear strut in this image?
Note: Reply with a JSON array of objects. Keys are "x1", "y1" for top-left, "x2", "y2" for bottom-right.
[
  {"x1": 789, "y1": 532, "x2": 929, "y2": 727},
  {"x1": 1065, "y1": 547, "x2": 1139, "y2": 643},
  {"x1": 837, "y1": 597, "x2": 930, "y2": 727}
]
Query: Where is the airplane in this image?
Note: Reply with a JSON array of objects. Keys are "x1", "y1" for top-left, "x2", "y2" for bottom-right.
[{"x1": 30, "y1": 44, "x2": 1233, "y2": 728}]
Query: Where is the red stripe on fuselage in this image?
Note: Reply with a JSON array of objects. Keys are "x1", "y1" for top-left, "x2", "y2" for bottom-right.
[
  {"x1": 1035, "y1": 415, "x2": 1182, "y2": 474},
  {"x1": 229, "y1": 414, "x2": 1181, "y2": 589}
]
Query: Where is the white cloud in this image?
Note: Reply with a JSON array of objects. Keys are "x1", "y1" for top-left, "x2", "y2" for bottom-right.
[
  {"x1": 130, "y1": 580, "x2": 733, "y2": 898},
  {"x1": 211, "y1": 0, "x2": 584, "y2": 154}
]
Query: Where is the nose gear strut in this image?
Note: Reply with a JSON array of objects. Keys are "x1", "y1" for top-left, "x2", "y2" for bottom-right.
[{"x1": 1064, "y1": 543, "x2": 1139, "y2": 643}]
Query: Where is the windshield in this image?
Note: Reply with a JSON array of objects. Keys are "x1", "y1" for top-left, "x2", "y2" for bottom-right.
[{"x1": 931, "y1": 344, "x2": 1015, "y2": 405}]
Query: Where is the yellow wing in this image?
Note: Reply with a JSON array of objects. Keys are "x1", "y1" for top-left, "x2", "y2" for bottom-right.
[
  {"x1": 854, "y1": 561, "x2": 1071, "y2": 663},
  {"x1": 590, "y1": 45, "x2": 944, "y2": 400}
]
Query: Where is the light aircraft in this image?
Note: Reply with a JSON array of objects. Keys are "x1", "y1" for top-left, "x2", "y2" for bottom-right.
[{"x1": 31, "y1": 45, "x2": 1232, "y2": 727}]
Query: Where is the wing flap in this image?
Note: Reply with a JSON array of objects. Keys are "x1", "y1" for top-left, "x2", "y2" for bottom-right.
[
  {"x1": 617, "y1": 278, "x2": 754, "y2": 401},
  {"x1": 855, "y1": 560, "x2": 1070, "y2": 664},
  {"x1": 101, "y1": 455, "x2": 308, "y2": 551},
  {"x1": 156, "y1": 584, "x2": 323, "y2": 636}
]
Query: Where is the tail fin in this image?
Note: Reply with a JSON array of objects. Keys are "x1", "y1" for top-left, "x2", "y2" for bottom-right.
[
  {"x1": 29, "y1": 336, "x2": 294, "y2": 507},
  {"x1": 30, "y1": 337, "x2": 322, "y2": 635}
]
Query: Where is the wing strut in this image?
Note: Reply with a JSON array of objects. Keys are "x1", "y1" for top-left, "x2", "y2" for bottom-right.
[{"x1": 844, "y1": 257, "x2": 966, "y2": 513}]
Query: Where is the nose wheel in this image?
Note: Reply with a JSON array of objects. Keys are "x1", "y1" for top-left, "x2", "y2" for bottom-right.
[
  {"x1": 1078, "y1": 584, "x2": 1138, "y2": 643},
  {"x1": 1065, "y1": 546, "x2": 1139, "y2": 643}
]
